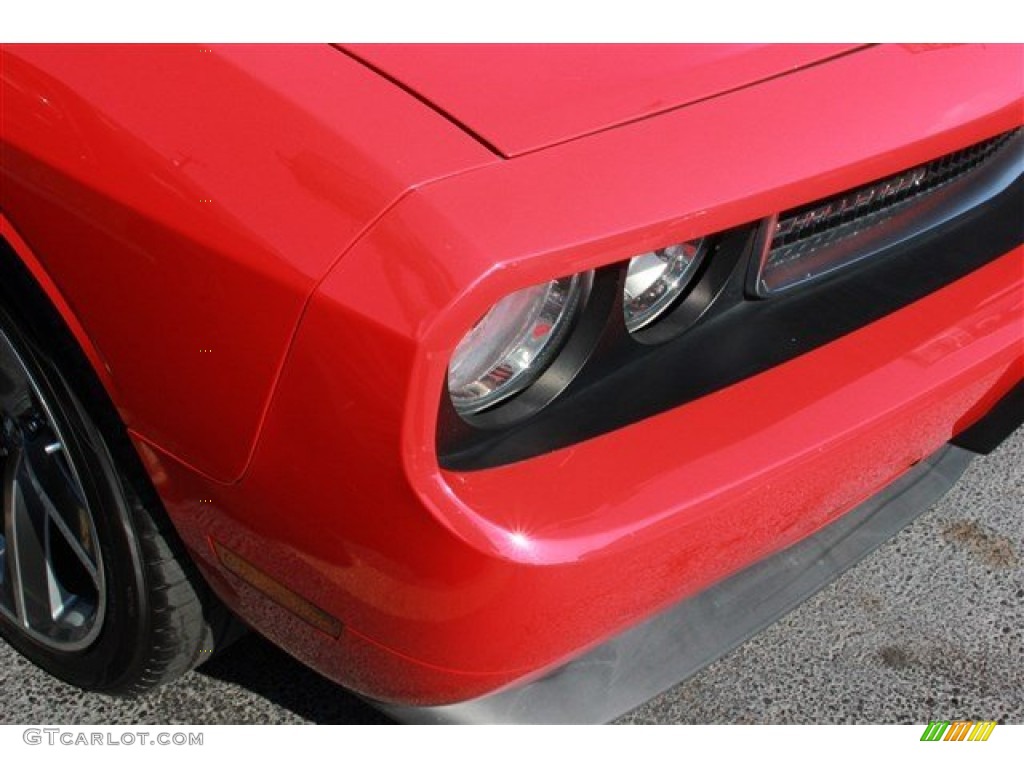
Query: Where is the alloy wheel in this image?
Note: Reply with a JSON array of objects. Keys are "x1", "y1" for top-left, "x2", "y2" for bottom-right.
[{"x1": 0, "y1": 327, "x2": 105, "y2": 651}]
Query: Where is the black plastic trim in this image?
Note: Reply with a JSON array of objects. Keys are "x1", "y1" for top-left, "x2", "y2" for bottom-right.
[
  {"x1": 439, "y1": 132, "x2": 1024, "y2": 471},
  {"x1": 952, "y1": 380, "x2": 1024, "y2": 455}
]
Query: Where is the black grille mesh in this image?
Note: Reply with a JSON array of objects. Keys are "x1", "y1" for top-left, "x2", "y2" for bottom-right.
[{"x1": 769, "y1": 128, "x2": 1021, "y2": 263}]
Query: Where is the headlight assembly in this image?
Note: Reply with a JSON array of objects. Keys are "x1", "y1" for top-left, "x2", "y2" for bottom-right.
[
  {"x1": 447, "y1": 272, "x2": 591, "y2": 416},
  {"x1": 622, "y1": 239, "x2": 706, "y2": 333}
]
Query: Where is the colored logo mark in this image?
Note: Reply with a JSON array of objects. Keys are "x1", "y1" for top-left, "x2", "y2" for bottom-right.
[{"x1": 920, "y1": 720, "x2": 996, "y2": 741}]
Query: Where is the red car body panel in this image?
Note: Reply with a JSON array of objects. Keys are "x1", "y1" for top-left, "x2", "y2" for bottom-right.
[
  {"x1": 1, "y1": 43, "x2": 1022, "y2": 709},
  {"x1": 0, "y1": 44, "x2": 495, "y2": 482},
  {"x1": 343, "y1": 43, "x2": 865, "y2": 156}
]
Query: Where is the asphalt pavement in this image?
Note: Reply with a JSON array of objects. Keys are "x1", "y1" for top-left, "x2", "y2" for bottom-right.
[{"x1": 2, "y1": 429, "x2": 1021, "y2": 725}]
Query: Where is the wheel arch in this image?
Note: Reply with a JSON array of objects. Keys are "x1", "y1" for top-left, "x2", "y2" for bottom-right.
[
  {"x1": 0, "y1": 213, "x2": 167, "y2": 534},
  {"x1": 0, "y1": 214, "x2": 119, "y2": 408}
]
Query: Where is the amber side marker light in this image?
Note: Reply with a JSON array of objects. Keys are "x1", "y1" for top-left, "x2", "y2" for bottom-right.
[{"x1": 213, "y1": 540, "x2": 342, "y2": 638}]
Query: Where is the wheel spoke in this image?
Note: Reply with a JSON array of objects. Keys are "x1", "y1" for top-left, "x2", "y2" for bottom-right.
[
  {"x1": 1, "y1": 454, "x2": 25, "y2": 623},
  {"x1": 6, "y1": 450, "x2": 54, "y2": 629},
  {"x1": 21, "y1": 447, "x2": 100, "y2": 587}
]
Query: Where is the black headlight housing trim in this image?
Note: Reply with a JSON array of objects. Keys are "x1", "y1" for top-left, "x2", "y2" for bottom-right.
[{"x1": 438, "y1": 128, "x2": 1024, "y2": 471}]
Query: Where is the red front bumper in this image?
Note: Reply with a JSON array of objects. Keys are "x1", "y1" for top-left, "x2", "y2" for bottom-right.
[{"x1": 134, "y1": 44, "x2": 1023, "y2": 708}]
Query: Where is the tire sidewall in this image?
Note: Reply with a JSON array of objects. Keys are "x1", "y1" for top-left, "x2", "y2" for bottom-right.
[{"x1": 0, "y1": 304, "x2": 155, "y2": 692}]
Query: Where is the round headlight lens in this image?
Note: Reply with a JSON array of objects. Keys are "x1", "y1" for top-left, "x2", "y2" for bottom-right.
[
  {"x1": 623, "y1": 240, "x2": 706, "y2": 332},
  {"x1": 448, "y1": 273, "x2": 588, "y2": 415}
]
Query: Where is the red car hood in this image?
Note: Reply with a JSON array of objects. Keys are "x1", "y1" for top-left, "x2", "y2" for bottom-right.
[{"x1": 342, "y1": 44, "x2": 867, "y2": 157}]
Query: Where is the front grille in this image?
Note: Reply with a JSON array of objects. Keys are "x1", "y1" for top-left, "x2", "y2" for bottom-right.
[{"x1": 757, "y1": 127, "x2": 1022, "y2": 294}]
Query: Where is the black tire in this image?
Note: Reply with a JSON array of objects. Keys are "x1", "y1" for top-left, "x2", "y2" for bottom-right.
[{"x1": 0, "y1": 243, "x2": 241, "y2": 695}]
